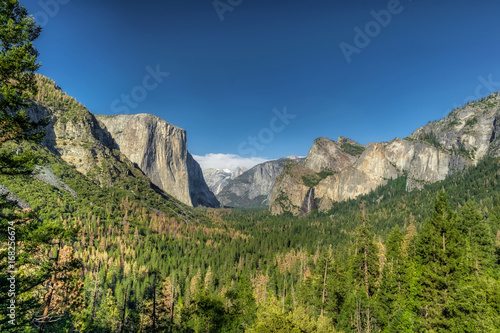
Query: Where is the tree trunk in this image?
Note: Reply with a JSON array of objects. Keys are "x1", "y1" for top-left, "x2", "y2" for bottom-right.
[
  {"x1": 152, "y1": 275, "x2": 157, "y2": 333},
  {"x1": 282, "y1": 275, "x2": 286, "y2": 313},
  {"x1": 90, "y1": 261, "x2": 101, "y2": 327},
  {"x1": 356, "y1": 298, "x2": 362, "y2": 333},
  {"x1": 364, "y1": 244, "x2": 370, "y2": 298},
  {"x1": 321, "y1": 260, "x2": 328, "y2": 316},
  {"x1": 39, "y1": 243, "x2": 60, "y2": 333},
  {"x1": 366, "y1": 306, "x2": 371, "y2": 333},
  {"x1": 119, "y1": 284, "x2": 129, "y2": 333}
]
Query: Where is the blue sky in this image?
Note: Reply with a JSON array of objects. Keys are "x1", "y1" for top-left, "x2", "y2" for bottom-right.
[{"x1": 24, "y1": 0, "x2": 500, "y2": 170}]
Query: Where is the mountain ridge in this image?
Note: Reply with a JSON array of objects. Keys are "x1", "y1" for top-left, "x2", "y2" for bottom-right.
[
  {"x1": 31, "y1": 75, "x2": 218, "y2": 208},
  {"x1": 270, "y1": 92, "x2": 500, "y2": 215}
]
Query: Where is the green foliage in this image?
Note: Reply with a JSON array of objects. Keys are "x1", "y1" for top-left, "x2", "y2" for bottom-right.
[
  {"x1": 0, "y1": 20, "x2": 499, "y2": 329},
  {"x1": 464, "y1": 116, "x2": 478, "y2": 127},
  {"x1": 1, "y1": 149, "x2": 499, "y2": 332},
  {"x1": 0, "y1": 0, "x2": 43, "y2": 174},
  {"x1": 340, "y1": 142, "x2": 365, "y2": 156},
  {"x1": 350, "y1": 220, "x2": 379, "y2": 299},
  {"x1": 302, "y1": 169, "x2": 335, "y2": 188},
  {"x1": 34, "y1": 75, "x2": 90, "y2": 123},
  {"x1": 417, "y1": 131, "x2": 442, "y2": 149}
]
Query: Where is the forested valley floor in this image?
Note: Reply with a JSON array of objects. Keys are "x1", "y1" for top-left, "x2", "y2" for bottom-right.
[{"x1": 2, "y1": 149, "x2": 500, "y2": 332}]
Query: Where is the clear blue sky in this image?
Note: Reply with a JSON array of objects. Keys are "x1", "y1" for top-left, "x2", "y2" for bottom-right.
[{"x1": 24, "y1": 0, "x2": 500, "y2": 169}]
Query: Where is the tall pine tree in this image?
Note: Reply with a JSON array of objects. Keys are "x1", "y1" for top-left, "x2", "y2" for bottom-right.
[{"x1": 416, "y1": 191, "x2": 463, "y2": 331}]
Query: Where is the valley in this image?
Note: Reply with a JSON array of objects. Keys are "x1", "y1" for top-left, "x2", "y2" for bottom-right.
[{"x1": 1, "y1": 1, "x2": 500, "y2": 332}]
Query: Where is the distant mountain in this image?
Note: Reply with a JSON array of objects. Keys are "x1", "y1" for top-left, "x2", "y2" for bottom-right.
[
  {"x1": 217, "y1": 156, "x2": 304, "y2": 208},
  {"x1": 203, "y1": 167, "x2": 247, "y2": 195},
  {"x1": 270, "y1": 93, "x2": 500, "y2": 215}
]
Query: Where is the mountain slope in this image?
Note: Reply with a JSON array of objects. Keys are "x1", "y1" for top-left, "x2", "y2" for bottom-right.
[
  {"x1": 32, "y1": 75, "x2": 218, "y2": 207},
  {"x1": 270, "y1": 93, "x2": 500, "y2": 215}
]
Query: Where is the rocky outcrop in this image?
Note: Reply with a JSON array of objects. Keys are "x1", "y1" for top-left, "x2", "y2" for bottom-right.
[
  {"x1": 30, "y1": 91, "x2": 145, "y2": 189},
  {"x1": 203, "y1": 167, "x2": 247, "y2": 195},
  {"x1": 187, "y1": 153, "x2": 220, "y2": 207},
  {"x1": 217, "y1": 156, "x2": 303, "y2": 208},
  {"x1": 304, "y1": 137, "x2": 361, "y2": 172},
  {"x1": 33, "y1": 166, "x2": 79, "y2": 198},
  {"x1": 96, "y1": 114, "x2": 219, "y2": 208},
  {"x1": 0, "y1": 183, "x2": 31, "y2": 210},
  {"x1": 270, "y1": 139, "x2": 362, "y2": 215},
  {"x1": 270, "y1": 93, "x2": 500, "y2": 215}
]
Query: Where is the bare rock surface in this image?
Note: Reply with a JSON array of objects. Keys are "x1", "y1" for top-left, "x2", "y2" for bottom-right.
[
  {"x1": 96, "y1": 114, "x2": 219, "y2": 207},
  {"x1": 270, "y1": 93, "x2": 500, "y2": 215}
]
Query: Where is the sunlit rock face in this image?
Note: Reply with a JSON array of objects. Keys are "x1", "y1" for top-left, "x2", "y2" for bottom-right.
[
  {"x1": 96, "y1": 114, "x2": 219, "y2": 208},
  {"x1": 271, "y1": 93, "x2": 500, "y2": 215}
]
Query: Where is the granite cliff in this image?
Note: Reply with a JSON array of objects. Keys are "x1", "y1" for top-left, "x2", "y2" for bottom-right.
[
  {"x1": 270, "y1": 92, "x2": 500, "y2": 215},
  {"x1": 32, "y1": 75, "x2": 218, "y2": 208},
  {"x1": 96, "y1": 114, "x2": 219, "y2": 207}
]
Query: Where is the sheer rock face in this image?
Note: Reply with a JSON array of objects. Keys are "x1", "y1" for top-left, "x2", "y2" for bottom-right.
[
  {"x1": 304, "y1": 137, "x2": 359, "y2": 173},
  {"x1": 96, "y1": 114, "x2": 219, "y2": 208},
  {"x1": 270, "y1": 93, "x2": 500, "y2": 215},
  {"x1": 217, "y1": 157, "x2": 303, "y2": 208},
  {"x1": 270, "y1": 139, "x2": 362, "y2": 215}
]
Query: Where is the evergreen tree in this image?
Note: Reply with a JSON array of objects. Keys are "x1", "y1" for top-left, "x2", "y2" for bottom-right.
[
  {"x1": 416, "y1": 191, "x2": 464, "y2": 331},
  {"x1": 0, "y1": 0, "x2": 43, "y2": 174},
  {"x1": 457, "y1": 201, "x2": 494, "y2": 274},
  {"x1": 378, "y1": 226, "x2": 422, "y2": 332},
  {"x1": 350, "y1": 219, "x2": 379, "y2": 299},
  {"x1": 341, "y1": 215, "x2": 381, "y2": 333}
]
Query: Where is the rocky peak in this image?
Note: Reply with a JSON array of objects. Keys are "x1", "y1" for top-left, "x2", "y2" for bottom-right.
[
  {"x1": 31, "y1": 75, "x2": 218, "y2": 208},
  {"x1": 270, "y1": 92, "x2": 500, "y2": 215},
  {"x1": 408, "y1": 92, "x2": 500, "y2": 161},
  {"x1": 232, "y1": 167, "x2": 247, "y2": 179},
  {"x1": 96, "y1": 114, "x2": 219, "y2": 208},
  {"x1": 304, "y1": 136, "x2": 362, "y2": 173}
]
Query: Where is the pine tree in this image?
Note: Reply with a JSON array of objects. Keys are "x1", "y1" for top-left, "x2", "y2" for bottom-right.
[
  {"x1": 457, "y1": 201, "x2": 494, "y2": 274},
  {"x1": 35, "y1": 244, "x2": 83, "y2": 332},
  {"x1": 351, "y1": 221, "x2": 379, "y2": 299},
  {"x1": 0, "y1": 0, "x2": 43, "y2": 174},
  {"x1": 204, "y1": 266, "x2": 214, "y2": 294},
  {"x1": 346, "y1": 214, "x2": 381, "y2": 333},
  {"x1": 302, "y1": 249, "x2": 338, "y2": 318},
  {"x1": 416, "y1": 191, "x2": 463, "y2": 331},
  {"x1": 378, "y1": 226, "x2": 421, "y2": 332}
]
